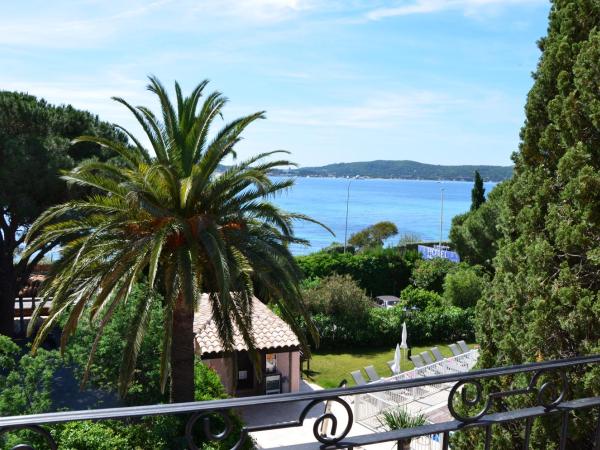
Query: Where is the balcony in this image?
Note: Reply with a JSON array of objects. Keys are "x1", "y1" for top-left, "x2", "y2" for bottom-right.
[{"x1": 1, "y1": 355, "x2": 599, "y2": 449}]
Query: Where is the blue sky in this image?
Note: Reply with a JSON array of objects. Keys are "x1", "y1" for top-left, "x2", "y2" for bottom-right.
[{"x1": 1, "y1": 0, "x2": 550, "y2": 167}]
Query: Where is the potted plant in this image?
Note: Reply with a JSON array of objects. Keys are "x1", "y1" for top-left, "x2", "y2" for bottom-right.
[{"x1": 378, "y1": 408, "x2": 427, "y2": 450}]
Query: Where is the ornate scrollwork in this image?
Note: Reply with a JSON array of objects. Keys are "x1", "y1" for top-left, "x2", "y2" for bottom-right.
[
  {"x1": 185, "y1": 410, "x2": 236, "y2": 450},
  {"x1": 300, "y1": 397, "x2": 353, "y2": 445},
  {"x1": 0, "y1": 425, "x2": 57, "y2": 450},
  {"x1": 529, "y1": 369, "x2": 568, "y2": 409},
  {"x1": 448, "y1": 368, "x2": 570, "y2": 424},
  {"x1": 448, "y1": 379, "x2": 488, "y2": 422}
]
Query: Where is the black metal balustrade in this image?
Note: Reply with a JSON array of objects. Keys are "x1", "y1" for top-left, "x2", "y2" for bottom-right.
[{"x1": 1, "y1": 355, "x2": 600, "y2": 449}]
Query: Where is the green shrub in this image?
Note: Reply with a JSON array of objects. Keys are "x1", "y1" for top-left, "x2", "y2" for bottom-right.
[
  {"x1": 443, "y1": 266, "x2": 488, "y2": 308},
  {"x1": 58, "y1": 421, "x2": 131, "y2": 450},
  {"x1": 399, "y1": 286, "x2": 443, "y2": 310},
  {"x1": 195, "y1": 363, "x2": 228, "y2": 401},
  {"x1": 296, "y1": 248, "x2": 414, "y2": 296},
  {"x1": 310, "y1": 303, "x2": 475, "y2": 349},
  {"x1": 303, "y1": 274, "x2": 372, "y2": 322},
  {"x1": 410, "y1": 258, "x2": 459, "y2": 293},
  {"x1": 65, "y1": 283, "x2": 167, "y2": 405}
]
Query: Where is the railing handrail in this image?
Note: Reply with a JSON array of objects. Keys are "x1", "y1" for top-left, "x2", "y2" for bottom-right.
[{"x1": 1, "y1": 353, "x2": 599, "y2": 428}]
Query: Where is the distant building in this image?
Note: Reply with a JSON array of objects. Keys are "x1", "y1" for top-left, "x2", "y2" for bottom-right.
[{"x1": 194, "y1": 294, "x2": 301, "y2": 397}]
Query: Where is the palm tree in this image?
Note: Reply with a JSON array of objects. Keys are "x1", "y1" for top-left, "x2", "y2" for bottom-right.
[{"x1": 24, "y1": 76, "x2": 325, "y2": 403}]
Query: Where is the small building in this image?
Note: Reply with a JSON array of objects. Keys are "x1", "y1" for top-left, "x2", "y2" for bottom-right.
[
  {"x1": 194, "y1": 294, "x2": 301, "y2": 397},
  {"x1": 375, "y1": 295, "x2": 400, "y2": 309}
]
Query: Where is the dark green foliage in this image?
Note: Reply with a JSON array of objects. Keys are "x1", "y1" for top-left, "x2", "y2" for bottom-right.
[
  {"x1": 56, "y1": 422, "x2": 131, "y2": 450},
  {"x1": 0, "y1": 336, "x2": 62, "y2": 416},
  {"x1": 443, "y1": 266, "x2": 487, "y2": 308},
  {"x1": 410, "y1": 258, "x2": 458, "y2": 294},
  {"x1": 348, "y1": 221, "x2": 399, "y2": 251},
  {"x1": 399, "y1": 286, "x2": 443, "y2": 310},
  {"x1": 296, "y1": 248, "x2": 415, "y2": 296},
  {"x1": 449, "y1": 183, "x2": 505, "y2": 270},
  {"x1": 0, "y1": 91, "x2": 125, "y2": 336},
  {"x1": 65, "y1": 283, "x2": 166, "y2": 405},
  {"x1": 273, "y1": 160, "x2": 513, "y2": 181},
  {"x1": 457, "y1": 2, "x2": 600, "y2": 449},
  {"x1": 194, "y1": 363, "x2": 228, "y2": 401},
  {"x1": 309, "y1": 302, "x2": 474, "y2": 349},
  {"x1": 303, "y1": 274, "x2": 373, "y2": 323},
  {"x1": 470, "y1": 170, "x2": 485, "y2": 211},
  {"x1": 0, "y1": 336, "x2": 64, "y2": 449}
]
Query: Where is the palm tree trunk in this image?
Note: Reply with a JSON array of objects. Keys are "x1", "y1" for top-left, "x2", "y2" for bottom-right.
[
  {"x1": 0, "y1": 258, "x2": 16, "y2": 337},
  {"x1": 170, "y1": 292, "x2": 195, "y2": 403}
]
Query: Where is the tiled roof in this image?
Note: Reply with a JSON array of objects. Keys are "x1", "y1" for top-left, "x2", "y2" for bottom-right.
[{"x1": 193, "y1": 294, "x2": 300, "y2": 356}]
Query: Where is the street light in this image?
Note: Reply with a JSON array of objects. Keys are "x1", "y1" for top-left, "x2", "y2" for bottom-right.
[
  {"x1": 343, "y1": 177, "x2": 356, "y2": 253},
  {"x1": 439, "y1": 186, "x2": 445, "y2": 250}
]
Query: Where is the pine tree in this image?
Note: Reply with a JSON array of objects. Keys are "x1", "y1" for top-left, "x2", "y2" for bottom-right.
[
  {"x1": 470, "y1": 170, "x2": 485, "y2": 211},
  {"x1": 455, "y1": 1, "x2": 600, "y2": 448}
]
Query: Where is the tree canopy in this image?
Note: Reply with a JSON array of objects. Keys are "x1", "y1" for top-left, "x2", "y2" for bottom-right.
[
  {"x1": 449, "y1": 182, "x2": 505, "y2": 271},
  {"x1": 470, "y1": 170, "x2": 485, "y2": 211},
  {"x1": 348, "y1": 221, "x2": 398, "y2": 251},
  {"x1": 0, "y1": 91, "x2": 125, "y2": 336},
  {"x1": 458, "y1": 2, "x2": 600, "y2": 448}
]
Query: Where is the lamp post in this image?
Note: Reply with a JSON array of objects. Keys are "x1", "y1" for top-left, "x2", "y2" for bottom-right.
[
  {"x1": 439, "y1": 187, "x2": 445, "y2": 250},
  {"x1": 343, "y1": 178, "x2": 354, "y2": 253}
]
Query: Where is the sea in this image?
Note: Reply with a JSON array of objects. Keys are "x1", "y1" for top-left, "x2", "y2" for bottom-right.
[{"x1": 270, "y1": 177, "x2": 497, "y2": 256}]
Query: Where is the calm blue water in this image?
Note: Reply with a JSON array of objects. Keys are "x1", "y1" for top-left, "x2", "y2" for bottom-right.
[{"x1": 271, "y1": 177, "x2": 496, "y2": 255}]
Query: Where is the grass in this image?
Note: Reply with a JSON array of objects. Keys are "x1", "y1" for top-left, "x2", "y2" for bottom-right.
[{"x1": 304, "y1": 343, "x2": 474, "y2": 389}]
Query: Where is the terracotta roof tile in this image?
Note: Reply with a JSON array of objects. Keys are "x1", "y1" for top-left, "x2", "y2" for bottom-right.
[{"x1": 193, "y1": 294, "x2": 300, "y2": 356}]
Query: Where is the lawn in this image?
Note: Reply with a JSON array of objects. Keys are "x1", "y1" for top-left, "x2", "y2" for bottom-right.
[{"x1": 304, "y1": 343, "x2": 474, "y2": 389}]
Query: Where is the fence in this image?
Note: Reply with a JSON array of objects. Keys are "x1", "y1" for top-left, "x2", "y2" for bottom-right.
[
  {"x1": 0, "y1": 354, "x2": 599, "y2": 449},
  {"x1": 355, "y1": 350, "x2": 479, "y2": 429}
]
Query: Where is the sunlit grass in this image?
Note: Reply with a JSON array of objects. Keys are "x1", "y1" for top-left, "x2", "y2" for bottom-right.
[{"x1": 304, "y1": 343, "x2": 474, "y2": 389}]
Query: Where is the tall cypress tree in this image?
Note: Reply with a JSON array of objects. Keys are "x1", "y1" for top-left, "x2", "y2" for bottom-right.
[
  {"x1": 458, "y1": 1, "x2": 600, "y2": 448},
  {"x1": 470, "y1": 170, "x2": 485, "y2": 211}
]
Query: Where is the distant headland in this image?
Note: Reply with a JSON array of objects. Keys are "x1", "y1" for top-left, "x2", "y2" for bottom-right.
[{"x1": 269, "y1": 160, "x2": 513, "y2": 182}]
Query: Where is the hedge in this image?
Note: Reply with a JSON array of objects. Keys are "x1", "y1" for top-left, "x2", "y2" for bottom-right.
[
  {"x1": 309, "y1": 305, "x2": 475, "y2": 349},
  {"x1": 296, "y1": 249, "x2": 416, "y2": 296}
]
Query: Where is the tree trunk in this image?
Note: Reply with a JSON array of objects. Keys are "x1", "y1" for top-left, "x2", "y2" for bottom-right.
[
  {"x1": 170, "y1": 292, "x2": 196, "y2": 403},
  {"x1": 0, "y1": 256, "x2": 17, "y2": 337}
]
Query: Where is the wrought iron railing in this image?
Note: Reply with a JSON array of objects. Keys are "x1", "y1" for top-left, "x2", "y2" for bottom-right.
[{"x1": 1, "y1": 355, "x2": 599, "y2": 449}]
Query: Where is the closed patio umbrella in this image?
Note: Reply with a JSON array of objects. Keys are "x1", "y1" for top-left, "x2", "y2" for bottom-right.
[
  {"x1": 400, "y1": 322, "x2": 408, "y2": 368},
  {"x1": 392, "y1": 343, "x2": 401, "y2": 375},
  {"x1": 400, "y1": 322, "x2": 408, "y2": 349}
]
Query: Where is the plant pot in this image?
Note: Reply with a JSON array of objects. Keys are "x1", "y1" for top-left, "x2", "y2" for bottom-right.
[{"x1": 398, "y1": 439, "x2": 412, "y2": 450}]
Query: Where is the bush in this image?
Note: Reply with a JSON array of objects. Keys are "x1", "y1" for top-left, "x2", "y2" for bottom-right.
[
  {"x1": 0, "y1": 336, "x2": 64, "y2": 449},
  {"x1": 310, "y1": 303, "x2": 475, "y2": 349},
  {"x1": 303, "y1": 274, "x2": 372, "y2": 322},
  {"x1": 65, "y1": 283, "x2": 166, "y2": 405},
  {"x1": 296, "y1": 248, "x2": 415, "y2": 296},
  {"x1": 410, "y1": 258, "x2": 459, "y2": 294},
  {"x1": 57, "y1": 421, "x2": 130, "y2": 450},
  {"x1": 399, "y1": 286, "x2": 443, "y2": 310},
  {"x1": 443, "y1": 266, "x2": 488, "y2": 308}
]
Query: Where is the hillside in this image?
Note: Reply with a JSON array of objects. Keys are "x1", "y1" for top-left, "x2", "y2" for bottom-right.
[{"x1": 272, "y1": 160, "x2": 512, "y2": 181}]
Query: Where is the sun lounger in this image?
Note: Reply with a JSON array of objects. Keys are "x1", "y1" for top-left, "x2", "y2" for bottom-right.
[
  {"x1": 410, "y1": 355, "x2": 425, "y2": 368},
  {"x1": 457, "y1": 340, "x2": 470, "y2": 353},
  {"x1": 449, "y1": 343, "x2": 463, "y2": 356},
  {"x1": 430, "y1": 347, "x2": 445, "y2": 362},
  {"x1": 387, "y1": 360, "x2": 396, "y2": 373},
  {"x1": 420, "y1": 351, "x2": 435, "y2": 365},
  {"x1": 364, "y1": 365, "x2": 381, "y2": 382},
  {"x1": 351, "y1": 370, "x2": 368, "y2": 386}
]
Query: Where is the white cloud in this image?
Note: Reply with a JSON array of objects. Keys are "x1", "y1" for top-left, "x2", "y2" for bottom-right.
[
  {"x1": 366, "y1": 0, "x2": 545, "y2": 20},
  {"x1": 267, "y1": 90, "x2": 461, "y2": 129}
]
